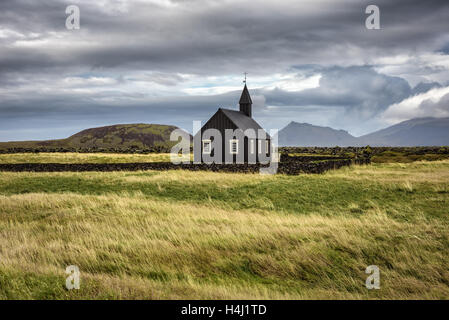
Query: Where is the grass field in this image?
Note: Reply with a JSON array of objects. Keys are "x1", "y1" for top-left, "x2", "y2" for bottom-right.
[
  {"x1": 0, "y1": 152, "x2": 174, "y2": 164},
  {"x1": 0, "y1": 158, "x2": 448, "y2": 299}
]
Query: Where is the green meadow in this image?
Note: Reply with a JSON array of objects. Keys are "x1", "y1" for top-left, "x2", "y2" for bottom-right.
[{"x1": 0, "y1": 156, "x2": 448, "y2": 299}]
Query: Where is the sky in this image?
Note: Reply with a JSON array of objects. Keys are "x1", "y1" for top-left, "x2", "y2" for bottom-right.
[{"x1": 1, "y1": 0, "x2": 449, "y2": 141}]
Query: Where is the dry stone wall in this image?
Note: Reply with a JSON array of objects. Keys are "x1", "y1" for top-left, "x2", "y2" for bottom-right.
[{"x1": 0, "y1": 158, "x2": 370, "y2": 175}]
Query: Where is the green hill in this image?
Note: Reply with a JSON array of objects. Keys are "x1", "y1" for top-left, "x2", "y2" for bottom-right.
[{"x1": 0, "y1": 124, "x2": 191, "y2": 151}]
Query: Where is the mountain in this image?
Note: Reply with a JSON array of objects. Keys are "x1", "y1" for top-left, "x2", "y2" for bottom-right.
[
  {"x1": 277, "y1": 121, "x2": 358, "y2": 147},
  {"x1": 0, "y1": 124, "x2": 191, "y2": 150},
  {"x1": 278, "y1": 117, "x2": 449, "y2": 147},
  {"x1": 2, "y1": 118, "x2": 448, "y2": 150},
  {"x1": 358, "y1": 117, "x2": 449, "y2": 146}
]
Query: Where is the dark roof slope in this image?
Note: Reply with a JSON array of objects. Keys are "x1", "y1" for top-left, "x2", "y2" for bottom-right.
[
  {"x1": 220, "y1": 108, "x2": 269, "y2": 138},
  {"x1": 239, "y1": 84, "x2": 253, "y2": 104}
]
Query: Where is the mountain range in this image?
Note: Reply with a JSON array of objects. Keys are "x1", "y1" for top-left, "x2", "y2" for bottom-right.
[
  {"x1": 0, "y1": 117, "x2": 448, "y2": 149},
  {"x1": 277, "y1": 117, "x2": 449, "y2": 147}
]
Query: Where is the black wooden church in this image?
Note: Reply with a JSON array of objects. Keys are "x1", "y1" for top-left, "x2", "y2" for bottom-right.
[{"x1": 194, "y1": 84, "x2": 271, "y2": 163}]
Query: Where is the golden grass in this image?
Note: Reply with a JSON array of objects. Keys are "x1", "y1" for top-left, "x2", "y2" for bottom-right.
[
  {"x1": 0, "y1": 191, "x2": 448, "y2": 299},
  {"x1": 325, "y1": 160, "x2": 449, "y2": 183},
  {"x1": 120, "y1": 169, "x2": 272, "y2": 186},
  {"x1": 0, "y1": 152, "x2": 181, "y2": 164},
  {"x1": 0, "y1": 160, "x2": 448, "y2": 299}
]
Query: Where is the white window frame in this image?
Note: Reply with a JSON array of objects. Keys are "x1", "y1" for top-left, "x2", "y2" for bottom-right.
[
  {"x1": 258, "y1": 140, "x2": 262, "y2": 154},
  {"x1": 230, "y1": 139, "x2": 239, "y2": 155},
  {"x1": 202, "y1": 139, "x2": 212, "y2": 154},
  {"x1": 250, "y1": 139, "x2": 254, "y2": 154},
  {"x1": 265, "y1": 140, "x2": 270, "y2": 153}
]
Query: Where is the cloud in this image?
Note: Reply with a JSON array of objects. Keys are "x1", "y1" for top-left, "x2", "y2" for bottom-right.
[
  {"x1": 0, "y1": 0, "x2": 449, "y2": 140},
  {"x1": 1, "y1": 0, "x2": 449, "y2": 75},
  {"x1": 411, "y1": 82, "x2": 442, "y2": 95},
  {"x1": 374, "y1": 53, "x2": 449, "y2": 86},
  {"x1": 251, "y1": 66, "x2": 412, "y2": 134},
  {"x1": 0, "y1": 64, "x2": 438, "y2": 140},
  {"x1": 381, "y1": 86, "x2": 449, "y2": 123}
]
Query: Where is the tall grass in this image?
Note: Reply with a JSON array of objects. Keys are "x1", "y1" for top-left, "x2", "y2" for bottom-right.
[
  {"x1": 0, "y1": 152, "x2": 177, "y2": 164},
  {"x1": 0, "y1": 160, "x2": 448, "y2": 299}
]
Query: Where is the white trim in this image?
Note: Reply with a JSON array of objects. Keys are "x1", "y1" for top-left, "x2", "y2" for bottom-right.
[
  {"x1": 265, "y1": 140, "x2": 269, "y2": 153},
  {"x1": 230, "y1": 139, "x2": 238, "y2": 154},
  {"x1": 202, "y1": 139, "x2": 211, "y2": 154},
  {"x1": 258, "y1": 140, "x2": 262, "y2": 154},
  {"x1": 250, "y1": 139, "x2": 254, "y2": 154}
]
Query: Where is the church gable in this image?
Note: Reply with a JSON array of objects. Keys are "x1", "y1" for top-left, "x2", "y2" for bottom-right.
[{"x1": 201, "y1": 109, "x2": 238, "y2": 135}]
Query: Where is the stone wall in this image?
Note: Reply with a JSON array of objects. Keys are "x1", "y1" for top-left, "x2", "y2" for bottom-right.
[{"x1": 0, "y1": 158, "x2": 370, "y2": 175}]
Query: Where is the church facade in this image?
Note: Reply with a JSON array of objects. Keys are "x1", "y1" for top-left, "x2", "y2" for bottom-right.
[{"x1": 194, "y1": 85, "x2": 271, "y2": 164}]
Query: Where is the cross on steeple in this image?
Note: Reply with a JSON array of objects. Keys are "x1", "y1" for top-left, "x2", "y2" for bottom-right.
[
  {"x1": 243, "y1": 72, "x2": 248, "y2": 84},
  {"x1": 239, "y1": 80, "x2": 252, "y2": 118}
]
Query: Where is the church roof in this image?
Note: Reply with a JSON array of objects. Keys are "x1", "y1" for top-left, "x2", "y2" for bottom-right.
[
  {"x1": 239, "y1": 84, "x2": 253, "y2": 104},
  {"x1": 220, "y1": 108, "x2": 269, "y2": 139}
]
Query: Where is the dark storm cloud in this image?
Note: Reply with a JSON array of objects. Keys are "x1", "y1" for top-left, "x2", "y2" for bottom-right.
[
  {"x1": 1, "y1": 0, "x2": 449, "y2": 140},
  {"x1": 1, "y1": 0, "x2": 449, "y2": 74},
  {"x1": 272, "y1": 67, "x2": 410, "y2": 110},
  {"x1": 411, "y1": 82, "x2": 442, "y2": 95},
  {"x1": 0, "y1": 66, "x2": 414, "y2": 139},
  {"x1": 256, "y1": 66, "x2": 413, "y2": 133},
  {"x1": 0, "y1": 89, "x2": 244, "y2": 140}
]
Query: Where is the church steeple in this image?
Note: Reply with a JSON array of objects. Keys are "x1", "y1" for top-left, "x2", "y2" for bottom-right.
[{"x1": 239, "y1": 84, "x2": 252, "y2": 117}]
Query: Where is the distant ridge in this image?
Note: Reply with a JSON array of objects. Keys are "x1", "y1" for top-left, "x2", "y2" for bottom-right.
[
  {"x1": 278, "y1": 117, "x2": 449, "y2": 147},
  {"x1": 358, "y1": 117, "x2": 449, "y2": 146},
  {"x1": 2, "y1": 118, "x2": 448, "y2": 149},
  {"x1": 0, "y1": 124, "x2": 191, "y2": 150},
  {"x1": 278, "y1": 121, "x2": 358, "y2": 147}
]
